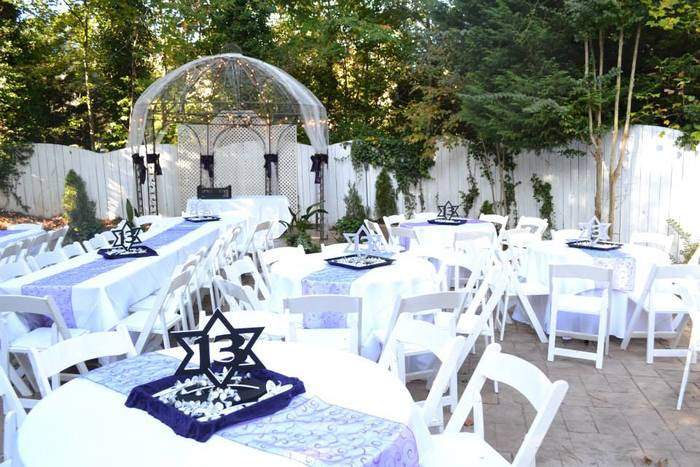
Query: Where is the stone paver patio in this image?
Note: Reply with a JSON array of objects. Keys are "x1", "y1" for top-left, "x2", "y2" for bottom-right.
[{"x1": 409, "y1": 322, "x2": 700, "y2": 466}]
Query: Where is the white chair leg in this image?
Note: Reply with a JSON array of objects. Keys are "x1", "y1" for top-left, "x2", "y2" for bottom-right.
[
  {"x1": 621, "y1": 301, "x2": 643, "y2": 350},
  {"x1": 547, "y1": 308, "x2": 558, "y2": 362},
  {"x1": 677, "y1": 348, "x2": 694, "y2": 410},
  {"x1": 500, "y1": 294, "x2": 510, "y2": 341},
  {"x1": 647, "y1": 310, "x2": 655, "y2": 364},
  {"x1": 672, "y1": 314, "x2": 690, "y2": 349}
]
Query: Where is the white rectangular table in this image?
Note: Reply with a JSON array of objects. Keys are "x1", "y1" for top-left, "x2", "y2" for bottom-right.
[
  {"x1": 186, "y1": 196, "x2": 291, "y2": 238},
  {"x1": 0, "y1": 217, "x2": 241, "y2": 340}
]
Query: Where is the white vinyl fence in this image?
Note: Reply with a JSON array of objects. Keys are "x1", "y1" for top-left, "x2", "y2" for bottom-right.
[{"x1": 2, "y1": 125, "x2": 698, "y2": 243}]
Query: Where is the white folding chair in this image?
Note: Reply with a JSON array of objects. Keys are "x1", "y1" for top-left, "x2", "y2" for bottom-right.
[
  {"x1": 240, "y1": 221, "x2": 274, "y2": 260},
  {"x1": 383, "y1": 214, "x2": 406, "y2": 228},
  {"x1": 551, "y1": 228, "x2": 582, "y2": 243},
  {"x1": 0, "y1": 367, "x2": 25, "y2": 466},
  {"x1": 0, "y1": 295, "x2": 89, "y2": 407},
  {"x1": 27, "y1": 325, "x2": 136, "y2": 399},
  {"x1": 320, "y1": 243, "x2": 352, "y2": 258},
  {"x1": 43, "y1": 226, "x2": 68, "y2": 253},
  {"x1": 223, "y1": 257, "x2": 273, "y2": 309},
  {"x1": 0, "y1": 260, "x2": 32, "y2": 282},
  {"x1": 504, "y1": 216, "x2": 548, "y2": 247},
  {"x1": 212, "y1": 276, "x2": 288, "y2": 339},
  {"x1": 121, "y1": 266, "x2": 194, "y2": 354},
  {"x1": 23, "y1": 232, "x2": 49, "y2": 258},
  {"x1": 379, "y1": 315, "x2": 467, "y2": 431},
  {"x1": 675, "y1": 282, "x2": 699, "y2": 410},
  {"x1": 621, "y1": 264, "x2": 700, "y2": 363},
  {"x1": 479, "y1": 214, "x2": 509, "y2": 244},
  {"x1": 6, "y1": 224, "x2": 42, "y2": 231},
  {"x1": 364, "y1": 219, "x2": 390, "y2": 248},
  {"x1": 0, "y1": 243, "x2": 22, "y2": 265},
  {"x1": 27, "y1": 249, "x2": 67, "y2": 271},
  {"x1": 419, "y1": 343, "x2": 568, "y2": 467},
  {"x1": 60, "y1": 241, "x2": 86, "y2": 259},
  {"x1": 259, "y1": 245, "x2": 305, "y2": 291},
  {"x1": 82, "y1": 233, "x2": 110, "y2": 252},
  {"x1": 547, "y1": 264, "x2": 612, "y2": 369},
  {"x1": 630, "y1": 231, "x2": 673, "y2": 255},
  {"x1": 283, "y1": 295, "x2": 362, "y2": 354},
  {"x1": 495, "y1": 249, "x2": 549, "y2": 342}
]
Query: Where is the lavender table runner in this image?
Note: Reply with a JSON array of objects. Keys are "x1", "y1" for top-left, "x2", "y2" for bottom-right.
[
  {"x1": 21, "y1": 220, "x2": 206, "y2": 327},
  {"x1": 398, "y1": 219, "x2": 485, "y2": 250},
  {"x1": 577, "y1": 248, "x2": 636, "y2": 292},
  {"x1": 300, "y1": 265, "x2": 369, "y2": 328},
  {"x1": 84, "y1": 354, "x2": 419, "y2": 467}
]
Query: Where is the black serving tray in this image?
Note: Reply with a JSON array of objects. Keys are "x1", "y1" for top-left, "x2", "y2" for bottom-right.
[
  {"x1": 183, "y1": 215, "x2": 221, "y2": 223},
  {"x1": 427, "y1": 218, "x2": 468, "y2": 226},
  {"x1": 197, "y1": 185, "x2": 231, "y2": 199},
  {"x1": 325, "y1": 254, "x2": 395, "y2": 270},
  {"x1": 97, "y1": 246, "x2": 158, "y2": 259},
  {"x1": 566, "y1": 240, "x2": 623, "y2": 251}
]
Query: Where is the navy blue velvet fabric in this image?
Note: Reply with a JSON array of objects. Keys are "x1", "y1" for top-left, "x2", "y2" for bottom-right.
[{"x1": 125, "y1": 368, "x2": 305, "y2": 442}]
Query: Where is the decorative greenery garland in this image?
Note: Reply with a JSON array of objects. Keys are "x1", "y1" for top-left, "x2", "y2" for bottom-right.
[{"x1": 531, "y1": 174, "x2": 555, "y2": 232}]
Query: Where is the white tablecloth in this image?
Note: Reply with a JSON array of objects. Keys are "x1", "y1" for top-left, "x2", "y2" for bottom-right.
[
  {"x1": 398, "y1": 219, "x2": 496, "y2": 251},
  {"x1": 186, "y1": 196, "x2": 291, "y2": 238},
  {"x1": 0, "y1": 217, "x2": 240, "y2": 339},
  {"x1": 0, "y1": 229, "x2": 40, "y2": 249},
  {"x1": 270, "y1": 254, "x2": 438, "y2": 359},
  {"x1": 513, "y1": 241, "x2": 672, "y2": 338},
  {"x1": 18, "y1": 342, "x2": 421, "y2": 467}
]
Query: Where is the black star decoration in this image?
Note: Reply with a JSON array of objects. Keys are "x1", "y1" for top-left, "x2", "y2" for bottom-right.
[
  {"x1": 111, "y1": 221, "x2": 143, "y2": 251},
  {"x1": 124, "y1": 224, "x2": 143, "y2": 250},
  {"x1": 437, "y1": 201, "x2": 460, "y2": 221},
  {"x1": 173, "y1": 309, "x2": 265, "y2": 388}
]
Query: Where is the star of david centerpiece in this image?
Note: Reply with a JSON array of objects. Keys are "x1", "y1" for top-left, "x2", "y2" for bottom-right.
[
  {"x1": 111, "y1": 220, "x2": 143, "y2": 251},
  {"x1": 437, "y1": 201, "x2": 460, "y2": 221},
  {"x1": 578, "y1": 216, "x2": 611, "y2": 243},
  {"x1": 343, "y1": 224, "x2": 382, "y2": 256},
  {"x1": 173, "y1": 309, "x2": 265, "y2": 388}
]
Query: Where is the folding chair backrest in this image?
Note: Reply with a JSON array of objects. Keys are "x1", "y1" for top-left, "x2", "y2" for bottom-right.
[
  {"x1": 479, "y1": 214, "x2": 509, "y2": 229},
  {"x1": 225, "y1": 257, "x2": 270, "y2": 302},
  {"x1": 45, "y1": 226, "x2": 68, "y2": 251},
  {"x1": 0, "y1": 366, "x2": 25, "y2": 465},
  {"x1": 30, "y1": 249, "x2": 66, "y2": 270},
  {"x1": 0, "y1": 367, "x2": 25, "y2": 426},
  {"x1": 0, "y1": 260, "x2": 32, "y2": 281},
  {"x1": 391, "y1": 227, "x2": 418, "y2": 244},
  {"x1": 630, "y1": 232, "x2": 673, "y2": 254},
  {"x1": 0, "y1": 243, "x2": 21, "y2": 263},
  {"x1": 7, "y1": 224, "x2": 42, "y2": 231},
  {"x1": 27, "y1": 232, "x2": 49, "y2": 256},
  {"x1": 283, "y1": 295, "x2": 362, "y2": 353},
  {"x1": 445, "y1": 344, "x2": 568, "y2": 467},
  {"x1": 28, "y1": 325, "x2": 136, "y2": 396},
  {"x1": 0, "y1": 295, "x2": 72, "y2": 341},
  {"x1": 411, "y1": 212, "x2": 438, "y2": 221},
  {"x1": 383, "y1": 214, "x2": 406, "y2": 227},
  {"x1": 515, "y1": 216, "x2": 548, "y2": 238},
  {"x1": 639, "y1": 264, "x2": 700, "y2": 307},
  {"x1": 459, "y1": 270, "x2": 507, "y2": 353},
  {"x1": 61, "y1": 241, "x2": 86, "y2": 258},
  {"x1": 133, "y1": 267, "x2": 194, "y2": 353},
  {"x1": 364, "y1": 219, "x2": 389, "y2": 247},
  {"x1": 453, "y1": 231, "x2": 495, "y2": 251},
  {"x1": 213, "y1": 275, "x2": 262, "y2": 311}
]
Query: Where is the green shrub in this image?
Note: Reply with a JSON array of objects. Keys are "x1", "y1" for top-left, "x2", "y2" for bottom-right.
[
  {"x1": 480, "y1": 200, "x2": 495, "y2": 215},
  {"x1": 667, "y1": 218, "x2": 697, "y2": 263},
  {"x1": 63, "y1": 170, "x2": 102, "y2": 242},
  {"x1": 531, "y1": 174, "x2": 555, "y2": 236},
  {"x1": 374, "y1": 168, "x2": 397, "y2": 219},
  {"x1": 334, "y1": 183, "x2": 369, "y2": 241},
  {"x1": 281, "y1": 203, "x2": 325, "y2": 253}
]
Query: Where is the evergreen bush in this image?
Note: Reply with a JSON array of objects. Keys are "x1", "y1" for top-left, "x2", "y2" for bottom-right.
[
  {"x1": 63, "y1": 170, "x2": 102, "y2": 242},
  {"x1": 374, "y1": 168, "x2": 397, "y2": 219},
  {"x1": 333, "y1": 183, "x2": 369, "y2": 241}
]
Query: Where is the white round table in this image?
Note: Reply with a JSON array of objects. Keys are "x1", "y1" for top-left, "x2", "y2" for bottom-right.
[
  {"x1": 186, "y1": 196, "x2": 291, "y2": 238},
  {"x1": 397, "y1": 219, "x2": 496, "y2": 252},
  {"x1": 513, "y1": 241, "x2": 672, "y2": 338},
  {"x1": 270, "y1": 254, "x2": 438, "y2": 359},
  {"x1": 18, "y1": 341, "x2": 421, "y2": 467}
]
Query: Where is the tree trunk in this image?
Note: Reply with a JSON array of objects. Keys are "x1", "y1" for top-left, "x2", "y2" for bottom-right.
[
  {"x1": 608, "y1": 24, "x2": 641, "y2": 236},
  {"x1": 81, "y1": 4, "x2": 95, "y2": 151},
  {"x1": 607, "y1": 28, "x2": 624, "y2": 235}
]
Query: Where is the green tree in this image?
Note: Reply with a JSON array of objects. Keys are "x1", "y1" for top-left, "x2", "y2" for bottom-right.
[
  {"x1": 374, "y1": 168, "x2": 397, "y2": 219},
  {"x1": 63, "y1": 169, "x2": 102, "y2": 242}
]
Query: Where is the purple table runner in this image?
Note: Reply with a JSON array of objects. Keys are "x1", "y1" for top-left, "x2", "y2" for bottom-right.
[
  {"x1": 576, "y1": 247, "x2": 636, "y2": 292},
  {"x1": 84, "y1": 353, "x2": 419, "y2": 467},
  {"x1": 300, "y1": 265, "x2": 369, "y2": 328},
  {"x1": 21, "y1": 220, "x2": 206, "y2": 327}
]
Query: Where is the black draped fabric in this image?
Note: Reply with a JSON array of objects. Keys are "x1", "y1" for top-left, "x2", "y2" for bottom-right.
[
  {"x1": 146, "y1": 153, "x2": 163, "y2": 176},
  {"x1": 200, "y1": 154, "x2": 214, "y2": 179},
  {"x1": 132, "y1": 154, "x2": 147, "y2": 185},
  {"x1": 310, "y1": 153, "x2": 328, "y2": 184},
  {"x1": 263, "y1": 153, "x2": 278, "y2": 178}
]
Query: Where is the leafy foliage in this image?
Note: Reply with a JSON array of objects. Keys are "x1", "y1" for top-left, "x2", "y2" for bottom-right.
[
  {"x1": 374, "y1": 168, "x2": 397, "y2": 219},
  {"x1": 63, "y1": 169, "x2": 102, "y2": 242},
  {"x1": 333, "y1": 183, "x2": 368, "y2": 242},
  {"x1": 480, "y1": 200, "x2": 494, "y2": 215},
  {"x1": 280, "y1": 202, "x2": 326, "y2": 253},
  {"x1": 667, "y1": 218, "x2": 698, "y2": 263},
  {"x1": 125, "y1": 198, "x2": 138, "y2": 225},
  {"x1": 531, "y1": 174, "x2": 555, "y2": 235}
]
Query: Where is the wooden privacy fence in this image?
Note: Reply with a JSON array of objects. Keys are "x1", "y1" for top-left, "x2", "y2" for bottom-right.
[{"x1": 2, "y1": 125, "x2": 699, "y2": 243}]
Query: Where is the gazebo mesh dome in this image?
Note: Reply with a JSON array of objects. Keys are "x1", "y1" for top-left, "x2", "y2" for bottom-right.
[{"x1": 128, "y1": 53, "x2": 329, "y2": 155}]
